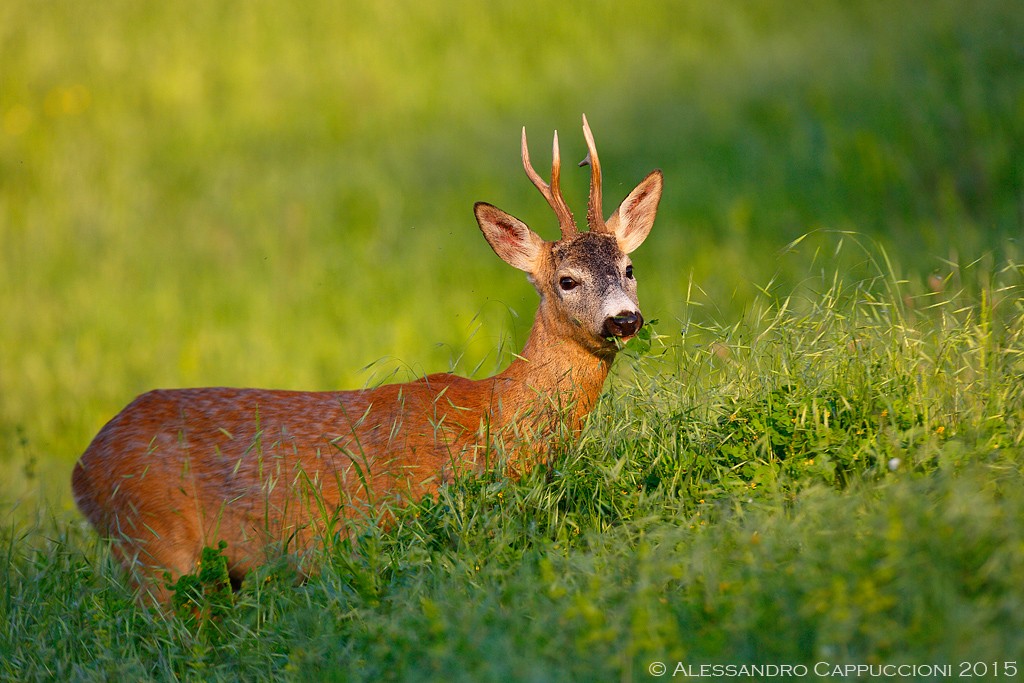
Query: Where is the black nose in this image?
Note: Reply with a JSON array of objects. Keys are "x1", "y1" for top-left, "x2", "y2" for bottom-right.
[{"x1": 602, "y1": 311, "x2": 643, "y2": 339}]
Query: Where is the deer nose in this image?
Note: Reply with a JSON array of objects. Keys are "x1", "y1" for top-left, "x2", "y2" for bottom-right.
[{"x1": 602, "y1": 311, "x2": 643, "y2": 339}]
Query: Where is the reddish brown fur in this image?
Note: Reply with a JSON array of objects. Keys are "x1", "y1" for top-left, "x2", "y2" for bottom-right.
[{"x1": 72, "y1": 116, "x2": 663, "y2": 603}]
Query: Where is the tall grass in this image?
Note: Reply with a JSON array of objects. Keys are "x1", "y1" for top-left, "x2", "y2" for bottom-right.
[{"x1": 2, "y1": 244, "x2": 1022, "y2": 679}]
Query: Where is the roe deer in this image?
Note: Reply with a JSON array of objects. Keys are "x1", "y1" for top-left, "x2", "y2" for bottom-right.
[{"x1": 72, "y1": 115, "x2": 663, "y2": 604}]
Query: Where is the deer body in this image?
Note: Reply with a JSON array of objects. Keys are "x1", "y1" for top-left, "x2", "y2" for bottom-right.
[{"x1": 72, "y1": 116, "x2": 662, "y2": 603}]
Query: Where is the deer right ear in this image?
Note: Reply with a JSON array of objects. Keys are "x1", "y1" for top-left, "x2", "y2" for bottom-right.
[{"x1": 475, "y1": 202, "x2": 546, "y2": 273}]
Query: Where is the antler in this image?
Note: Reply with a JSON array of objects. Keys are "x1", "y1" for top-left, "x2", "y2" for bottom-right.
[
  {"x1": 521, "y1": 127, "x2": 577, "y2": 239},
  {"x1": 579, "y1": 114, "x2": 605, "y2": 232}
]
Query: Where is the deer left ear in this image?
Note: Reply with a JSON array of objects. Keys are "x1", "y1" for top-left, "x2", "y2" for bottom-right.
[
  {"x1": 605, "y1": 170, "x2": 662, "y2": 254},
  {"x1": 475, "y1": 202, "x2": 546, "y2": 273}
]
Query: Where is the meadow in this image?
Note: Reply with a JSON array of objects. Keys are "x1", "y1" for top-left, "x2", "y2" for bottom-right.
[{"x1": 2, "y1": 0, "x2": 1022, "y2": 679}]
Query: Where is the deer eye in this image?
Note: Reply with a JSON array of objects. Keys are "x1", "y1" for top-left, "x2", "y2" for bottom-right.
[
  {"x1": 625, "y1": 265, "x2": 634, "y2": 279},
  {"x1": 559, "y1": 276, "x2": 580, "y2": 291}
]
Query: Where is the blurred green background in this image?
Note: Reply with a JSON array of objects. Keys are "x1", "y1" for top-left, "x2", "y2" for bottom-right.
[{"x1": 1, "y1": 0, "x2": 1021, "y2": 510}]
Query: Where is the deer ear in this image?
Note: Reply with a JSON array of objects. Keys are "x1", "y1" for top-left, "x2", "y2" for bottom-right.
[
  {"x1": 605, "y1": 170, "x2": 662, "y2": 254},
  {"x1": 475, "y1": 202, "x2": 546, "y2": 273}
]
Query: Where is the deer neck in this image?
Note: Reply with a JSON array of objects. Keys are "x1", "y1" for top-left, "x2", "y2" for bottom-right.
[{"x1": 495, "y1": 303, "x2": 615, "y2": 435}]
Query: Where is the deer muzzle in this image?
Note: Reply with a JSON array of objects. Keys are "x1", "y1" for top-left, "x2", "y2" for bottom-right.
[{"x1": 603, "y1": 311, "x2": 644, "y2": 339}]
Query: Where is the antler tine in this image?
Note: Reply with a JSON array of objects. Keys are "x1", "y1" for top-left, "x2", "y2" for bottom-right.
[
  {"x1": 549, "y1": 131, "x2": 573, "y2": 235},
  {"x1": 521, "y1": 126, "x2": 577, "y2": 238},
  {"x1": 580, "y1": 114, "x2": 605, "y2": 232}
]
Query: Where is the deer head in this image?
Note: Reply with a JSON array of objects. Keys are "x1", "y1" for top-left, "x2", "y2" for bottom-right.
[{"x1": 474, "y1": 115, "x2": 663, "y2": 358}]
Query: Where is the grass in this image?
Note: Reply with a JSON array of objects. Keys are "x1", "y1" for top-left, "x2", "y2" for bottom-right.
[
  {"x1": 2, "y1": 0, "x2": 1023, "y2": 679},
  {"x1": 3, "y1": 253, "x2": 1023, "y2": 680}
]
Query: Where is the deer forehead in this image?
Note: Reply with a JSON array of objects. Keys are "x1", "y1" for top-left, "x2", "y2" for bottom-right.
[{"x1": 549, "y1": 232, "x2": 626, "y2": 274}]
